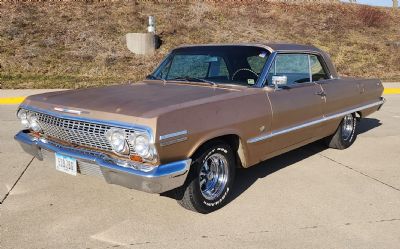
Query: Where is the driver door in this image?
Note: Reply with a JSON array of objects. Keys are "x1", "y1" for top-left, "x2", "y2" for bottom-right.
[{"x1": 262, "y1": 53, "x2": 325, "y2": 156}]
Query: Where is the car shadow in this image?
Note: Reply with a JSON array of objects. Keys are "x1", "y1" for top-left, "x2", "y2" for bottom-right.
[
  {"x1": 357, "y1": 118, "x2": 382, "y2": 135},
  {"x1": 161, "y1": 141, "x2": 327, "y2": 204},
  {"x1": 230, "y1": 141, "x2": 325, "y2": 202},
  {"x1": 162, "y1": 118, "x2": 382, "y2": 206},
  {"x1": 230, "y1": 117, "x2": 382, "y2": 202}
]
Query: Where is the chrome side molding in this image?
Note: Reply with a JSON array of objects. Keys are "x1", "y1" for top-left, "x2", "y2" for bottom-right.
[{"x1": 247, "y1": 99, "x2": 385, "y2": 144}]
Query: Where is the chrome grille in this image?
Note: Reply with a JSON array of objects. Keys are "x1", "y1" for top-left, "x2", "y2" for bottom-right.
[
  {"x1": 78, "y1": 161, "x2": 104, "y2": 178},
  {"x1": 31, "y1": 111, "x2": 135, "y2": 153}
]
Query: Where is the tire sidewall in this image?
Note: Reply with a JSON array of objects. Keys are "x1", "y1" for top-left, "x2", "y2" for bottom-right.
[
  {"x1": 339, "y1": 114, "x2": 357, "y2": 147},
  {"x1": 191, "y1": 143, "x2": 235, "y2": 213}
]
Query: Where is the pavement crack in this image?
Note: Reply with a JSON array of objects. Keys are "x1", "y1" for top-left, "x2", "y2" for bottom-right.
[
  {"x1": 300, "y1": 225, "x2": 318, "y2": 230},
  {"x1": 370, "y1": 218, "x2": 400, "y2": 223},
  {"x1": 318, "y1": 153, "x2": 400, "y2": 192},
  {"x1": 0, "y1": 156, "x2": 35, "y2": 204}
]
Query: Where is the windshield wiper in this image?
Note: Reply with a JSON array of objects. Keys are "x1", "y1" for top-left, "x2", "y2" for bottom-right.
[
  {"x1": 170, "y1": 76, "x2": 217, "y2": 86},
  {"x1": 146, "y1": 74, "x2": 169, "y2": 85},
  {"x1": 146, "y1": 74, "x2": 162, "y2": 80}
]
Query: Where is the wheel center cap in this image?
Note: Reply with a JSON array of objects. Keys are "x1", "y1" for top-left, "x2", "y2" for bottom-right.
[{"x1": 207, "y1": 172, "x2": 214, "y2": 180}]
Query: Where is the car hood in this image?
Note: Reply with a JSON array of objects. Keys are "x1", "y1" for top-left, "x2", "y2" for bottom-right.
[{"x1": 23, "y1": 81, "x2": 243, "y2": 119}]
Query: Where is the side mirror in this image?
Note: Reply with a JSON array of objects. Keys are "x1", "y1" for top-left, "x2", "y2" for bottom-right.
[{"x1": 272, "y1": 76, "x2": 288, "y2": 89}]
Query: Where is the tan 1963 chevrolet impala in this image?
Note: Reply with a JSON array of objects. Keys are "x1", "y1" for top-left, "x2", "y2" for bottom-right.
[{"x1": 15, "y1": 43, "x2": 385, "y2": 213}]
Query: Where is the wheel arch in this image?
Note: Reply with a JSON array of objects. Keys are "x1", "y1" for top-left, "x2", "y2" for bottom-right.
[
  {"x1": 355, "y1": 111, "x2": 362, "y2": 121},
  {"x1": 188, "y1": 132, "x2": 248, "y2": 168}
]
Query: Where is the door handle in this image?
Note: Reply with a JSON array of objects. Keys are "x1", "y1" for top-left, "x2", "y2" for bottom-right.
[
  {"x1": 358, "y1": 83, "x2": 365, "y2": 94},
  {"x1": 315, "y1": 91, "x2": 326, "y2": 97}
]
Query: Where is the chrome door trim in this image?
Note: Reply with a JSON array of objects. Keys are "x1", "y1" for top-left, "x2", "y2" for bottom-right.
[{"x1": 247, "y1": 99, "x2": 384, "y2": 144}]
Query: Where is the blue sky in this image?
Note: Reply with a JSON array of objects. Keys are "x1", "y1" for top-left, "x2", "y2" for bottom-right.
[{"x1": 342, "y1": 0, "x2": 394, "y2": 7}]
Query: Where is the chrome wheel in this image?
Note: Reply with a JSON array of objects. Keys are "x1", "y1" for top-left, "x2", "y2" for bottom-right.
[
  {"x1": 341, "y1": 114, "x2": 354, "y2": 141},
  {"x1": 199, "y1": 153, "x2": 229, "y2": 200}
]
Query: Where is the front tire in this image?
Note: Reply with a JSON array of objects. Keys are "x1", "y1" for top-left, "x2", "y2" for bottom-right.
[
  {"x1": 326, "y1": 113, "x2": 357, "y2": 150},
  {"x1": 176, "y1": 141, "x2": 235, "y2": 213}
]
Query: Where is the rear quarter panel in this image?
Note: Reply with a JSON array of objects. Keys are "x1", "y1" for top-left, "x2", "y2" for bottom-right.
[
  {"x1": 316, "y1": 78, "x2": 361, "y2": 137},
  {"x1": 359, "y1": 79, "x2": 384, "y2": 117},
  {"x1": 318, "y1": 77, "x2": 384, "y2": 138}
]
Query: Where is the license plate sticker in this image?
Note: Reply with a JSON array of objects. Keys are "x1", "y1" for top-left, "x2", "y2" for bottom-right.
[{"x1": 55, "y1": 153, "x2": 77, "y2": 176}]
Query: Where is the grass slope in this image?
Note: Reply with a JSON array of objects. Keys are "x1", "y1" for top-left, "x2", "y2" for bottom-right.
[{"x1": 0, "y1": 1, "x2": 399, "y2": 89}]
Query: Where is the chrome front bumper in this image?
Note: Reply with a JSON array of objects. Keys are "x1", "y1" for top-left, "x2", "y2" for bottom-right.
[{"x1": 14, "y1": 131, "x2": 191, "y2": 194}]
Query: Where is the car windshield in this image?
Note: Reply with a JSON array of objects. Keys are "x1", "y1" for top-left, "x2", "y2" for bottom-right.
[{"x1": 148, "y1": 45, "x2": 270, "y2": 86}]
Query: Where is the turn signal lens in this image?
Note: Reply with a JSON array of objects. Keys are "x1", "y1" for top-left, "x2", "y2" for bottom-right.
[{"x1": 130, "y1": 155, "x2": 143, "y2": 162}]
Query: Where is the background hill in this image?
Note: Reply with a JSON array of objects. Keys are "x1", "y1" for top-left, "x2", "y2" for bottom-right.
[{"x1": 0, "y1": 1, "x2": 399, "y2": 89}]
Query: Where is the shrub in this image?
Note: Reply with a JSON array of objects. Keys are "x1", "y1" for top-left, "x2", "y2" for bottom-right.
[{"x1": 357, "y1": 5, "x2": 387, "y2": 28}]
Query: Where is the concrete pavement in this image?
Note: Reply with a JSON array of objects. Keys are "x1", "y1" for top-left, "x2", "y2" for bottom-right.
[{"x1": 0, "y1": 94, "x2": 399, "y2": 248}]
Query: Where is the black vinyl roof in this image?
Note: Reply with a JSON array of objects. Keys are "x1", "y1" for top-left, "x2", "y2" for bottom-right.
[{"x1": 177, "y1": 43, "x2": 322, "y2": 53}]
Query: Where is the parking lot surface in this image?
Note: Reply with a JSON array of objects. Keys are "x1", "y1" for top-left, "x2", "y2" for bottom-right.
[{"x1": 0, "y1": 92, "x2": 399, "y2": 249}]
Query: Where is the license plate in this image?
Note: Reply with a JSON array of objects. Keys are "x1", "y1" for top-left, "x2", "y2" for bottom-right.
[{"x1": 55, "y1": 153, "x2": 77, "y2": 176}]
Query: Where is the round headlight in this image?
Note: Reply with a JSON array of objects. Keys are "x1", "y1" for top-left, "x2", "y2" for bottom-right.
[
  {"x1": 27, "y1": 114, "x2": 42, "y2": 132},
  {"x1": 106, "y1": 129, "x2": 128, "y2": 154},
  {"x1": 133, "y1": 134, "x2": 151, "y2": 158},
  {"x1": 17, "y1": 109, "x2": 30, "y2": 128}
]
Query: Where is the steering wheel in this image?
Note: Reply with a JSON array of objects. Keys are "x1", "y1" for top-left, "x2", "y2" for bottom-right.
[{"x1": 231, "y1": 68, "x2": 259, "y2": 81}]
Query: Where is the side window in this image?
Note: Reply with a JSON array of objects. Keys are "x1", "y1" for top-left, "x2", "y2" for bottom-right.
[
  {"x1": 269, "y1": 54, "x2": 310, "y2": 85},
  {"x1": 309, "y1": 55, "x2": 329, "y2": 82}
]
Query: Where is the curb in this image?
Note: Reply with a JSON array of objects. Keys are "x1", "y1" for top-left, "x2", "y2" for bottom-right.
[{"x1": 0, "y1": 97, "x2": 26, "y2": 105}]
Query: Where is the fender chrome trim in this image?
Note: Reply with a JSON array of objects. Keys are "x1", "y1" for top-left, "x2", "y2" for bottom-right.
[
  {"x1": 247, "y1": 98, "x2": 385, "y2": 144},
  {"x1": 159, "y1": 130, "x2": 188, "y2": 140}
]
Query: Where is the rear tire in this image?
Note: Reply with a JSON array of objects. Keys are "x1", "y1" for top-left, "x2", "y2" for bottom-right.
[
  {"x1": 326, "y1": 113, "x2": 357, "y2": 150},
  {"x1": 176, "y1": 141, "x2": 235, "y2": 213}
]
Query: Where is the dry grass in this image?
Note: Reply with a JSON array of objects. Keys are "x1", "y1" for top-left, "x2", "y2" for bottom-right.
[{"x1": 0, "y1": 1, "x2": 399, "y2": 89}]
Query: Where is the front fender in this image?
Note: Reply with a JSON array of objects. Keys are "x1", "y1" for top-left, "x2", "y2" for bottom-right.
[{"x1": 187, "y1": 128, "x2": 250, "y2": 168}]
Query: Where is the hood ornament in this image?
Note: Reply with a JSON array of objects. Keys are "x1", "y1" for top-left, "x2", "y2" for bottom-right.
[{"x1": 53, "y1": 107, "x2": 88, "y2": 115}]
